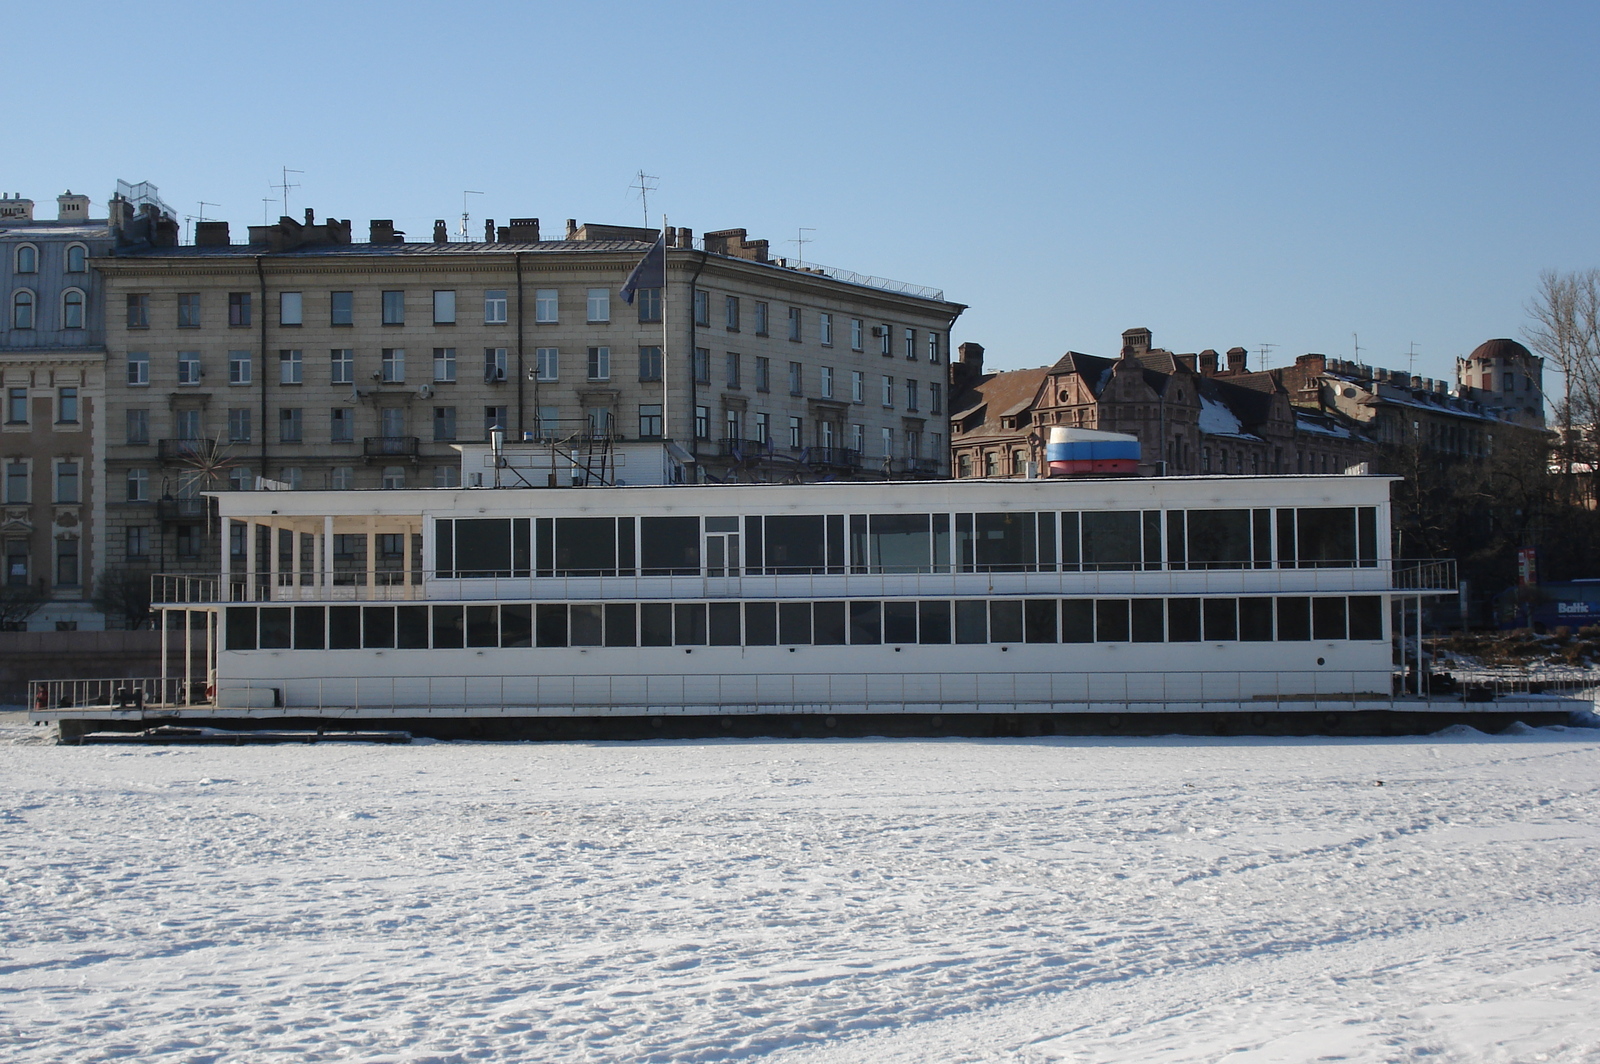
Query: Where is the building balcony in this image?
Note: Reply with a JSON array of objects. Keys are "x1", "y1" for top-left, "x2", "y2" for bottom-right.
[
  {"x1": 158, "y1": 438, "x2": 214, "y2": 461},
  {"x1": 156, "y1": 496, "x2": 210, "y2": 522},
  {"x1": 719, "y1": 437, "x2": 772, "y2": 460},
  {"x1": 363, "y1": 436, "x2": 420, "y2": 460},
  {"x1": 804, "y1": 446, "x2": 862, "y2": 470}
]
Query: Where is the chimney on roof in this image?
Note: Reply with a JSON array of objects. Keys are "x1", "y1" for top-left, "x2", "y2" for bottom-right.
[
  {"x1": 501, "y1": 218, "x2": 540, "y2": 242},
  {"x1": 433, "y1": 219, "x2": 448, "y2": 243},
  {"x1": 57, "y1": 191, "x2": 89, "y2": 221},
  {"x1": 1177, "y1": 353, "x2": 1198, "y2": 372},
  {"x1": 304, "y1": 208, "x2": 315, "y2": 226},
  {"x1": 1120, "y1": 327, "x2": 1153, "y2": 358},
  {"x1": 951, "y1": 341, "x2": 986, "y2": 396},
  {"x1": 1199, "y1": 349, "x2": 1220, "y2": 376},
  {"x1": 677, "y1": 226, "x2": 693, "y2": 249},
  {"x1": 1226, "y1": 347, "x2": 1247, "y2": 374},
  {"x1": 369, "y1": 219, "x2": 396, "y2": 243},
  {"x1": 566, "y1": 218, "x2": 578, "y2": 239},
  {"x1": 1297, "y1": 353, "x2": 1327, "y2": 375},
  {"x1": 484, "y1": 219, "x2": 495, "y2": 242},
  {"x1": 194, "y1": 220, "x2": 230, "y2": 246}
]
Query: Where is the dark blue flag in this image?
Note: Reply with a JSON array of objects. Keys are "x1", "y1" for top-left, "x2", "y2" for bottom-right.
[{"x1": 619, "y1": 233, "x2": 666, "y2": 304}]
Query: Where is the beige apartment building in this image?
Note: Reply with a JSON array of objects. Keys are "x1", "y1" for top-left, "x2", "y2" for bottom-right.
[{"x1": 96, "y1": 213, "x2": 963, "y2": 579}]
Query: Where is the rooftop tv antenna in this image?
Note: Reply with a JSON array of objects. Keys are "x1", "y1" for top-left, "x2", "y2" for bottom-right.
[
  {"x1": 261, "y1": 197, "x2": 274, "y2": 225},
  {"x1": 790, "y1": 227, "x2": 816, "y2": 267},
  {"x1": 631, "y1": 170, "x2": 658, "y2": 227},
  {"x1": 183, "y1": 201, "x2": 219, "y2": 244},
  {"x1": 1257, "y1": 341, "x2": 1277, "y2": 371},
  {"x1": 1407, "y1": 341, "x2": 1419, "y2": 376},
  {"x1": 272, "y1": 167, "x2": 303, "y2": 218},
  {"x1": 460, "y1": 190, "x2": 484, "y2": 241},
  {"x1": 1352, "y1": 332, "x2": 1362, "y2": 363}
]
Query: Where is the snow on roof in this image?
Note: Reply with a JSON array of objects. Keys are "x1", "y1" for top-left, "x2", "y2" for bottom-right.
[
  {"x1": 1198, "y1": 394, "x2": 1259, "y2": 440},
  {"x1": 1295, "y1": 412, "x2": 1357, "y2": 438}
]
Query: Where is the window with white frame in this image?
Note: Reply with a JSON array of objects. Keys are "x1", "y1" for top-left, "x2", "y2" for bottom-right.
[
  {"x1": 881, "y1": 427, "x2": 894, "y2": 458},
  {"x1": 587, "y1": 346, "x2": 610, "y2": 381},
  {"x1": 692, "y1": 347, "x2": 709, "y2": 384},
  {"x1": 433, "y1": 290, "x2": 456, "y2": 324},
  {"x1": 927, "y1": 332, "x2": 940, "y2": 363},
  {"x1": 638, "y1": 345, "x2": 662, "y2": 381},
  {"x1": 724, "y1": 295, "x2": 740, "y2": 330},
  {"x1": 788, "y1": 306, "x2": 802, "y2": 342},
  {"x1": 820, "y1": 312, "x2": 834, "y2": 346},
  {"x1": 381, "y1": 348, "x2": 405, "y2": 382},
  {"x1": 57, "y1": 387, "x2": 77, "y2": 424},
  {"x1": 178, "y1": 293, "x2": 201, "y2": 328},
  {"x1": 381, "y1": 291, "x2": 404, "y2": 325},
  {"x1": 55, "y1": 460, "x2": 79, "y2": 503},
  {"x1": 904, "y1": 327, "x2": 916, "y2": 360},
  {"x1": 484, "y1": 348, "x2": 507, "y2": 382},
  {"x1": 930, "y1": 381, "x2": 943, "y2": 414},
  {"x1": 754, "y1": 356, "x2": 770, "y2": 392},
  {"x1": 851, "y1": 317, "x2": 864, "y2": 351},
  {"x1": 331, "y1": 407, "x2": 353, "y2": 442},
  {"x1": 15, "y1": 245, "x2": 37, "y2": 273},
  {"x1": 5, "y1": 387, "x2": 24, "y2": 423},
  {"x1": 879, "y1": 325, "x2": 892, "y2": 356},
  {"x1": 636, "y1": 288, "x2": 661, "y2": 323},
  {"x1": 126, "y1": 526, "x2": 149, "y2": 558},
  {"x1": 851, "y1": 370, "x2": 864, "y2": 404},
  {"x1": 433, "y1": 406, "x2": 457, "y2": 441},
  {"x1": 586, "y1": 288, "x2": 610, "y2": 323},
  {"x1": 820, "y1": 365, "x2": 834, "y2": 399},
  {"x1": 754, "y1": 411, "x2": 770, "y2": 445},
  {"x1": 331, "y1": 466, "x2": 354, "y2": 490},
  {"x1": 66, "y1": 244, "x2": 87, "y2": 273},
  {"x1": 280, "y1": 291, "x2": 303, "y2": 325},
  {"x1": 788, "y1": 416, "x2": 803, "y2": 449},
  {"x1": 126, "y1": 293, "x2": 149, "y2": 328},
  {"x1": 535, "y1": 406, "x2": 559, "y2": 439},
  {"x1": 331, "y1": 349, "x2": 353, "y2": 384},
  {"x1": 754, "y1": 301, "x2": 769, "y2": 336},
  {"x1": 62, "y1": 289, "x2": 85, "y2": 329},
  {"x1": 381, "y1": 466, "x2": 406, "y2": 489},
  {"x1": 725, "y1": 408, "x2": 741, "y2": 440},
  {"x1": 725, "y1": 351, "x2": 740, "y2": 387},
  {"x1": 536, "y1": 347, "x2": 558, "y2": 381},
  {"x1": 435, "y1": 465, "x2": 460, "y2": 488},
  {"x1": 484, "y1": 290, "x2": 508, "y2": 324},
  {"x1": 881, "y1": 375, "x2": 894, "y2": 407},
  {"x1": 788, "y1": 361, "x2": 803, "y2": 396},
  {"x1": 850, "y1": 423, "x2": 864, "y2": 453},
  {"x1": 330, "y1": 291, "x2": 352, "y2": 326},
  {"x1": 906, "y1": 430, "x2": 921, "y2": 458},
  {"x1": 230, "y1": 291, "x2": 252, "y2": 326},
  {"x1": 12, "y1": 289, "x2": 35, "y2": 329},
  {"x1": 228, "y1": 351, "x2": 250, "y2": 385},
  {"x1": 279, "y1": 407, "x2": 302, "y2": 443},
  {"x1": 695, "y1": 405, "x2": 710, "y2": 439},
  {"x1": 535, "y1": 289, "x2": 558, "y2": 323},
  {"x1": 279, "y1": 349, "x2": 303, "y2": 384},
  {"x1": 434, "y1": 347, "x2": 457, "y2": 383},
  {"x1": 56, "y1": 537, "x2": 79, "y2": 586},
  {"x1": 639, "y1": 404, "x2": 663, "y2": 438},
  {"x1": 906, "y1": 379, "x2": 919, "y2": 411},
  {"x1": 127, "y1": 351, "x2": 149, "y2": 386},
  {"x1": 228, "y1": 408, "x2": 251, "y2": 442},
  {"x1": 280, "y1": 467, "x2": 302, "y2": 490},
  {"x1": 126, "y1": 409, "x2": 148, "y2": 445},
  {"x1": 693, "y1": 290, "x2": 709, "y2": 327},
  {"x1": 178, "y1": 351, "x2": 201, "y2": 385},
  {"x1": 5, "y1": 461, "x2": 27, "y2": 503}
]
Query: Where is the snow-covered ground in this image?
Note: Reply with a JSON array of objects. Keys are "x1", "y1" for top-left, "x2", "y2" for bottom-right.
[{"x1": 4, "y1": 715, "x2": 1600, "y2": 1063}]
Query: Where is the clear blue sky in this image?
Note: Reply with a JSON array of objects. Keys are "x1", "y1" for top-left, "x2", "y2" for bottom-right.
[{"x1": 11, "y1": 1, "x2": 1598, "y2": 383}]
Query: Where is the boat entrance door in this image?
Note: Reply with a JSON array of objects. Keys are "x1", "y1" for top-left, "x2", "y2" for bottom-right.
[{"x1": 704, "y1": 517, "x2": 741, "y2": 587}]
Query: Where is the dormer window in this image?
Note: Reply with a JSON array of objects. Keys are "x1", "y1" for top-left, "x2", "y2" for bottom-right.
[
  {"x1": 65, "y1": 244, "x2": 87, "y2": 273},
  {"x1": 15, "y1": 245, "x2": 37, "y2": 274}
]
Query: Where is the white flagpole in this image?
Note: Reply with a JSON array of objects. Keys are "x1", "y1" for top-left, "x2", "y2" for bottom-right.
[{"x1": 661, "y1": 214, "x2": 669, "y2": 451}]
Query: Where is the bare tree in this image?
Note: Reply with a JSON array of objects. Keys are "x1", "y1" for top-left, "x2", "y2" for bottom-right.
[
  {"x1": 0, "y1": 582, "x2": 48, "y2": 631},
  {"x1": 1524, "y1": 269, "x2": 1600, "y2": 481},
  {"x1": 92, "y1": 567, "x2": 154, "y2": 630}
]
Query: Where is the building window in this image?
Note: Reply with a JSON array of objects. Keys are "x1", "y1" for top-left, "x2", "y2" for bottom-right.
[
  {"x1": 126, "y1": 293, "x2": 149, "y2": 328},
  {"x1": 585, "y1": 407, "x2": 612, "y2": 436},
  {"x1": 179, "y1": 520, "x2": 208, "y2": 552},
  {"x1": 177, "y1": 293, "x2": 201, "y2": 328},
  {"x1": 66, "y1": 245, "x2": 87, "y2": 273},
  {"x1": 754, "y1": 356, "x2": 770, "y2": 393},
  {"x1": 280, "y1": 291, "x2": 303, "y2": 325},
  {"x1": 126, "y1": 409, "x2": 149, "y2": 445},
  {"x1": 958, "y1": 454, "x2": 971, "y2": 478},
  {"x1": 724, "y1": 296, "x2": 740, "y2": 331},
  {"x1": 229, "y1": 292, "x2": 251, "y2": 326},
  {"x1": 726, "y1": 352, "x2": 741, "y2": 388},
  {"x1": 789, "y1": 416, "x2": 803, "y2": 449},
  {"x1": 903, "y1": 327, "x2": 916, "y2": 360},
  {"x1": 693, "y1": 290, "x2": 709, "y2": 327},
  {"x1": 228, "y1": 408, "x2": 252, "y2": 442},
  {"x1": 323, "y1": 290, "x2": 352, "y2": 326},
  {"x1": 381, "y1": 349, "x2": 405, "y2": 383},
  {"x1": 57, "y1": 388, "x2": 78, "y2": 424},
  {"x1": 228, "y1": 351, "x2": 250, "y2": 385},
  {"x1": 178, "y1": 351, "x2": 202, "y2": 385},
  {"x1": 850, "y1": 423, "x2": 864, "y2": 453},
  {"x1": 55, "y1": 460, "x2": 79, "y2": 503},
  {"x1": 279, "y1": 407, "x2": 303, "y2": 443},
  {"x1": 820, "y1": 312, "x2": 834, "y2": 347},
  {"x1": 435, "y1": 465, "x2": 460, "y2": 488},
  {"x1": 879, "y1": 325, "x2": 892, "y2": 357},
  {"x1": 433, "y1": 406, "x2": 457, "y2": 441},
  {"x1": 279, "y1": 349, "x2": 303, "y2": 384},
  {"x1": 909, "y1": 431, "x2": 923, "y2": 459},
  {"x1": 788, "y1": 361, "x2": 803, "y2": 397},
  {"x1": 726, "y1": 408, "x2": 741, "y2": 440},
  {"x1": 484, "y1": 290, "x2": 508, "y2": 324},
  {"x1": 930, "y1": 433, "x2": 942, "y2": 463},
  {"x1": 434, "y1": 348, "x2": 458, "y2": 383},
  {"x1": 484, "y1": 406, "x2": 507, "y2": 440},
  {"x1": 433, "y1": 290, "x2": 456, "y2": 324},
  {"x1": 535, "y1": 289, "x2": 558, "y2": 323},
  {"x1": 126, "y1": 351, "x2": 149, "y2": 386},
  {"x1": 381, "y1": 408, "x2": 405, "y2": 438},
  {"x1": 12, "y1": 290, "x2": 34, "y2": 329},
  {"x1": 906, "y1": 379, "x2": 919, "y2": 412},
  {"x1": 535, "y1": 406, "x2": 559, "y2": 439},
  {"x1": 330, "y1": 466, "x2": 353, "y2": 490},
  {"x1": 5, "y1": 387, "x2": 25, "y2": 423},
  {"x1": 6, "y1": 539, "x2": 28, "y2": 587},
  {"x1": 754, "y1": 411, "x2": 770, "y2": 445},
  {"x1": 484, "y1": 348, "x2": 507, "y2": 383},
  {"x1": 638, "y1": 346, "x2": 662, "y2": 381},
  {"x1": 586, "y1": 288, "x2": 610, "y2": 323},
  {"x1": 126, "y1": 526, "x2": 149, "y2": 559},
  {"x1": 930, "y1": 381, "x2": 943, "y2": 415},
  {"x1": 56, "y1": 538, "x2": 79, "y2": 587},
  {"x1": 881, "y1": 427, "x2": 894, "y2": 458},
  {"x1": 15, "y1": 245, "x2": 37, "y2": 273},
  {"x1": 752, "y1": 301, "x2": 769, "y2": 336},
  {"x1": 639, "y1": 404, "x2": 663, "y2": 438},
  {"x1": 381, "y1": 291, "x2": 404, "y2": 325},
  {"x1": 692, "y1": 347, "x2": 710, "y2": 384},
  {"x1": 695, "y1": 405, "x2": 710, "y2": 439},
  {"x1": 331, "y1": 349, "x2": 353, "y2": 384},
  {"x1": 881, "y1": 375, "x2": 894, "y2": 407},
  {"x1": 985, "y1": 452, "x2": 998, "y2": 477},
  {"x1": 175, "y1": 409, "x2": 201, "y2": 440},
  {"x1": 851, "y1": 318, "x2": 864, "y2": 351},
  {"x1": 536, "y1": 347, "x2": 558, "y2": 381},
  {"x1": 928, "y1": 332, "x2": 941, "y2": 363},
  {"x1": 851, "y1": 370, "x2": 864, "y2": 404},
  {"x1": 587, "y1": 346, "x2": 610, "y2": 381},
  {"x1": 382, "y1": 466, "x2": 406, "y2": 490},
  {"x1": 331, "y1": 407, "x2": 353, "y2": 443},
  {"x1": 4, "y1": 461, "x2": 26, "y2": 503},
  {"x1": 637, "y1": 288, "x2": 661, "y2": 323},
  {"x1": 789, "y1": 306, "x2": 802, "y2": 342},
  {"x1": 62, "y1": 289, "x2": 84, "y2": 329},
  {"x1": 820, "y1": 365, "x2": 834, "y2": 399},
  {"x1": 280, "y1": 467, "x2": 302, "y2": 490}
]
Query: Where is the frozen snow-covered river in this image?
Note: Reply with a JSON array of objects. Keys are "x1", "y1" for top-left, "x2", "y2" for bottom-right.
[{"x1": 3, "y1": 718, "x2": 1599, "y2": 1063}]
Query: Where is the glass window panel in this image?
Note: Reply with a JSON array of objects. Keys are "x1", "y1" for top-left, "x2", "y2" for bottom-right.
[
  {"x1": 225, "y1": 607, "x2": 257, "y2": 650},
  {"x1": 674, "y1": 603, "x2": 707, "y2": 645},
  {"x1": 813, "y1": 601, "x2": 847, "y2": 645},
  {"x1": 640, "y1": 516, "x2": 699, "y2": 575},
  {"x1": 363, "y1": 606, "x2": 395, "y2": 648},
  {"x1": 465, "y1": 605, "x2": 499, "y2": 647},
  {"x1": 1094, "y1": 600, "x2": 1130, "y2": 642},
  {"x1": 1276, "y1": 597, "x2": 1311, "y2": 641},
  {"x1": 1312, "y1": 597, "x2": 1347, "y2": 640},
  {"x1": 329, "y1": 607, "x2": 361, "y2": 649},
  {"x1": 1357, "y1": 507, "x2": 1378, "y2": 567},
  {"x1": 745, "y1": 602, "x2": 777, "y2": 646},
  {"x1": 849, "y1": 601, "x2": 882, "y2": 645},
  {"x1": 883, "y1": 601, "x2": 918, "y2": 643},
  {"x1": 603, "y1": 603, "x2": 636, "y2": 647},
  {"x1": 536, "y1": 604, "x2": 568, "y2": 647},
  {"x1": 1202, "y1": 599, "x2": 1237, "y2": 641},
  {"x1": 432, "y1": 605, "x2": 465, "y2": 648},
  {"x1": 989, "y1": 600, "x2": 1023, "y2": 643},
  {"x1": 763, "y1": 515, "x2": 827, "y2": 573},
  {"x1": 396, "y1": 605, "x2": 429, "y2": 648},
  {"x1": 1131, "y1": 599, "x2": 1164, "y2": 642},
  {"x1": 1297, "y1": 507, "x2": 1356, "y2": 567},
  {"x1": 294, "y1": 607, "x2": 326, "y2": 649},
  {"x1": 1024, "y1": 599, "x2": 1057, "y2": 643},
  {"x1": 778, "y1": 602, "x2": 812, "y2": 645},
  {"x1": 869, "y1": 514, "x2": 933, "y2": 573},
  {"x1": 918, "y1": 600, "x2": 951, "y2": 644},
  {"x1": 1168, "y1": 599, "x2": 1201, "y2": 642},
  {"x1": 971, "y1": 512, "x2": 1036, "y2": 571},
  {"x1": 1081, "y1": 512, "x2": 1141, "y2": 571},
  {"x1": 1185, "y1": 509, "x2": 1252, "y2": 569},
  {"x1": 1062, "y1": 599, "x2": 1095, "y2": 642},
  {"x1": 570, "y1": 604, "x2": 603, "y2": 646},
  {"x1": 453, "y1": 519, "x2": 511, "y2": 577},
  {"x1": 501, "y1": 603, "x2": 534, "y2": 648},
  {"x1": 554, "y1": 517, "x2": 617, "y2": 575},
  {"x1": 640, "y1": 603, "x2": 673, "y2": 646},
  {"x1": 1348, "y1": 596, "x2": 1383, "y2": 639},
  {"x1": 709, "y1": 603, "x2": 741, "y2": 645},
  {"x1": 1239, "y1": 598, "x2": 1274, "y2": 641}
]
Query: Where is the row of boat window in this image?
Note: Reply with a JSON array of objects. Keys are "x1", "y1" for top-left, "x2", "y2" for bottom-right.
[
  {"x1": 224, "y1": 595, "x2": 1386, "y2": 651},
  {"x1": 432, "y1": 507, "x2": 1381, "y2": 577}
]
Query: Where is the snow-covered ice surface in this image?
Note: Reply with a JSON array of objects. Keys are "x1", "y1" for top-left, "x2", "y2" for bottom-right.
[{"x1": 4, "y1": 716, "x2": 1600, "y2": 1063}]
